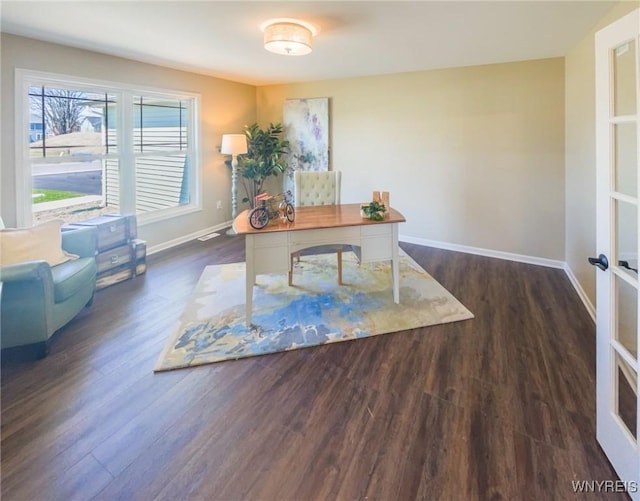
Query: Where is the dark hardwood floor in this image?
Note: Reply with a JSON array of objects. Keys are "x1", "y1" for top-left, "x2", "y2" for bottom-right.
[{"x1": 1, "y1": 235, "x2": 624, "y2": 500}]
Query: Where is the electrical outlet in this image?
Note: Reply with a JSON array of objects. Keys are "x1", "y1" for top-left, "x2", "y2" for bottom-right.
[{"x1": 216, "y1": 200, "x2": 223, "y2": 210}]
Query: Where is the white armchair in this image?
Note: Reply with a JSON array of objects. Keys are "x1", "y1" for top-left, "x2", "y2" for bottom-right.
[{"x1": 289, "y1": 170, "x2": 343, "y2": 286}]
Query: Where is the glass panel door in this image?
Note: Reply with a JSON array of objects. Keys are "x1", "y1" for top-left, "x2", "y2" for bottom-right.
[{"x1": 595, "y1": 9, "x2": 640, "y2": 495}]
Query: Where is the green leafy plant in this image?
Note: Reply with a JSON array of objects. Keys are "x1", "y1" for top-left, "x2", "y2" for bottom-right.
[
  {"x1": 237, "y1": 123, "x2": 289, "y2": 208},
  {"x1": 361, "y1": 200, "x2": 387, "y2": 221}
]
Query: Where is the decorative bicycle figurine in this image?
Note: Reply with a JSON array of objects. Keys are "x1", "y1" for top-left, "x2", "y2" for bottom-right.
[{"x1": 248, "y1": 190, "x2": 295, "y2": 229}]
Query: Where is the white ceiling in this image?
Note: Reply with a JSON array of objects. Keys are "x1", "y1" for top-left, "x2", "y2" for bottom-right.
[{"x1": 0, "y1": 1, "x2": 618, "y2": 86}]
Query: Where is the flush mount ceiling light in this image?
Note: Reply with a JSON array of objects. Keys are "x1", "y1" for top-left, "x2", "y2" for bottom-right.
[{"x1": 260, "y1": 18, "x2": 317, "y2": 56}]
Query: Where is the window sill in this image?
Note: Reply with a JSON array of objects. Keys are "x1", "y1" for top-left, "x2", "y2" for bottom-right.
[{"x1": 138, "y1": 204, "x2": 202, "y2": 227}]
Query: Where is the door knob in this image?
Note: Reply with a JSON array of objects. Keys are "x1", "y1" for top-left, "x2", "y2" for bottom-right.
[
  {"x1": 619, "y1": 260, "x2": 638, "y2": 273},
  {"x1": 588, "y1": 254, "x2": 609, "y2": 271}
]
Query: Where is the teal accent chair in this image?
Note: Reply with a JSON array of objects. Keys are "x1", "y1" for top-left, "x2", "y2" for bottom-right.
[{"x1": 0, "y1": 226, "x2": 98, "y2": 359}]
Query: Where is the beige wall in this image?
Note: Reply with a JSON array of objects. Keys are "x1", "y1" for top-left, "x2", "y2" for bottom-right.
[
  {"x1": 565, "y1": 1, "x2": 639, "y2": 306},
  {"x1": 0, "y1": 33, "x2": 256, "y2": 248},
  {"x1": 5, "y1": 0, "x2": 634, "y2": 278},
  {"x1": 257, "y1": 58, "x2": 565, "y2": 260}
]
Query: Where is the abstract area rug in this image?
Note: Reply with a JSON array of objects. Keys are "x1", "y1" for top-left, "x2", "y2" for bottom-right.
[{"x1": 154, "y1": 251, "x2": 473, "y2": 371}]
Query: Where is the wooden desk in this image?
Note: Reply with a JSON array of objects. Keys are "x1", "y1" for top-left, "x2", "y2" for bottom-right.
[{"x1": 233, "y1": 203, "x2": 406, "y2": 325}]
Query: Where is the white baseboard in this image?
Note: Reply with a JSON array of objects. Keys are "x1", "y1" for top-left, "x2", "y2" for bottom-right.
[
  {"x1": 147, "y1": 221, "x2": 232, "y2": 256},
  {"x1": 563, "y1": 264, "x2": 596, "y2": 323},
  {"x1": 399, "y1": 235, "x2": 565, "y2": 269},
  {"x1": 399, "y1": 234, "x2": 596, "y2": 323},
  {"x1": 147, "y1": 228, "x2": 597, "y2": 322}
]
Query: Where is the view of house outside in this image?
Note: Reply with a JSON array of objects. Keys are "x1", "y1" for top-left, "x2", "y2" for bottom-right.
[
  {"x1": 30, "y1": 87, "x2": 118, "y2": 224},
  {"x1": 29, "y1": 85, "x2": 191, "y2": 225}
]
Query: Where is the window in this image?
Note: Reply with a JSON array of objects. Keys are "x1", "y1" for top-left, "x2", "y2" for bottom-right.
[
  {"x1": 132, "y1": 96, "x2": 191, "y2": 213},
  {"x1": 17, "y1": 70, "x2": 200, "y2": 226}
]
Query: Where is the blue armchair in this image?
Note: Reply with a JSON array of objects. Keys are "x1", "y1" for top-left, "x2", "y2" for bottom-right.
[{"x1": 0, "y1": 226, "x2": 98, "y2": 359}]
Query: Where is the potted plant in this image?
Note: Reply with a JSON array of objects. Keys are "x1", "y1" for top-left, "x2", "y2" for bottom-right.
[
  {"x1": 237, "y1": 123, "x2": 289, "y2": 208},
  {"x1": 361, "y1": 200, "x2": 387, "y2": 221}
]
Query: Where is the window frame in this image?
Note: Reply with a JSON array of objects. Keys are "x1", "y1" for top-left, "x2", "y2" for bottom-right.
[{"x1": 15, "y1": 69, "x2": 202, "y2": 227}]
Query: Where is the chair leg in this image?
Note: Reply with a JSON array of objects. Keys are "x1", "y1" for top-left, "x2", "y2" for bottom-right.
[
  {"x1": 289, "y1": 253, "x2": 294, "y2": 286},
  {"x1": 290, "y1": 251, "x2": 303, "y2": 285},
  {"x1": 290, "y1": 250, "x2": 342, "y2": 285}
]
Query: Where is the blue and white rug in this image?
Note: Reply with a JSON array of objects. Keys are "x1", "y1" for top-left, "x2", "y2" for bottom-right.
[{"x1": 154, "y1": 251, "x2": 473, "y2": 371}]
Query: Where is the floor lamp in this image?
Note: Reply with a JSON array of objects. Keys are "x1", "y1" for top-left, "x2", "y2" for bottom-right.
[{"x1": 221, "y1": 133, "x2": 248, "y2": 235}]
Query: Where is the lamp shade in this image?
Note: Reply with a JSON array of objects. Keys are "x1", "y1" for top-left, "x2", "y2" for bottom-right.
[
  {"x1": 221, "y1": 134, "x2": 247, "y2": 156},
  {"x1": 262, "y1": 19, "x2": 316, "y2": 56}
]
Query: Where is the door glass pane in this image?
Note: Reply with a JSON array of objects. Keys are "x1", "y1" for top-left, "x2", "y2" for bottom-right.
[
  {"x1": 616, "y1": 351, "x2": 637, "y2": 439},
  {"x1": 614, "y1": 40, "x2": 637, "y2": 116},
  {"x1": 614, "y1": 122, "x2": 637, "y2": 198},
  {"x1": 615, "y1": 199, "x2": 638, "y2": 280},
  {"x1": 616, "y1": 274, "x2": 638, "y2": 359}
]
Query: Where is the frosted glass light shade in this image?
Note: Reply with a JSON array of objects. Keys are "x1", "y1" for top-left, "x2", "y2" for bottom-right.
[
  {"x1": 262, "y1": 20, "x2": 314, "y2": 56},
  {"x1": 220, "y1": 134, "x2": 247, "y2": 155}
]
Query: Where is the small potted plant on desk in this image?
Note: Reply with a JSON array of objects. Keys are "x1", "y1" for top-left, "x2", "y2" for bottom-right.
[{"x1": 360, "y1": 200, "x2": 387, "y2": 221}]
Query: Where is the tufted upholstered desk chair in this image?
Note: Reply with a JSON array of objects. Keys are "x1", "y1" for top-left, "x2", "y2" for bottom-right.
[{"x1": 289, "y1": 170, "x2": 343, "y2": 286}]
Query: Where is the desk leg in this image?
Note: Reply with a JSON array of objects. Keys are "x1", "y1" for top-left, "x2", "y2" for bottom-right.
[
  {"x1": 392, "y1": 224, "x2": 400, "y2": 304},
  {"x1": 245, "y1": 235, "x2": 254, "y2": 326},
  {"x1": 392, "y1": 257, "x2": 400, "y2": 303}
]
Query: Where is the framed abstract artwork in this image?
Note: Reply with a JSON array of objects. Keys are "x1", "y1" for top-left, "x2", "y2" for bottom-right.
[{"x1": 282, "y1": 97, "x2": 329, "y2": 195}]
